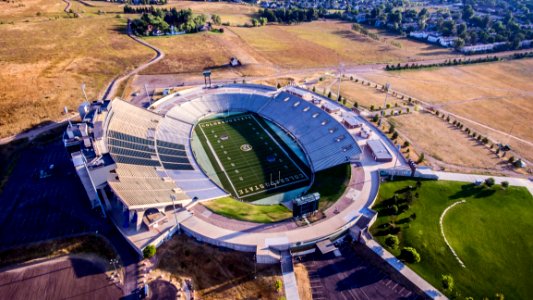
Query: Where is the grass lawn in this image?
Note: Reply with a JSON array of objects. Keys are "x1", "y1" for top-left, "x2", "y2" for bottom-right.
[
  {"x1": 308, "y1": 163, "x2": 351, "y2": 210},
  {"x1": 202, "y1": 197, "x2": 292, "y2": 223},
  {"x1": 370, "y1": 179, "x2": 533, "y2": 299}
]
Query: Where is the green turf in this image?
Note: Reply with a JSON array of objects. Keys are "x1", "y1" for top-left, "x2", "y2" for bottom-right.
[
  {"x1": 194, "y1": 113, "x2": 310, "y2": 200},
  {"x1": 307, "y1": 163, "x2": 351, "y2": 210},
  {"x1": 370, "y1": 179, "x2": 533, "y2": 299},
  {"x1": 202, "y1": 197, "x2": 292, "y2": 223}
]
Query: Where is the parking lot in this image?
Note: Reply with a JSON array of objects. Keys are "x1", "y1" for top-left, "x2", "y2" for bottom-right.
[
  {"x1": 0, "y1": 139, "x2": 102, "y2": 248},
  {"x1": 0, "y1": 256, "x2": 122, "y2": 300},
  {"x1": 301, "y1": 245, "x2": 420, "y2": 300}
]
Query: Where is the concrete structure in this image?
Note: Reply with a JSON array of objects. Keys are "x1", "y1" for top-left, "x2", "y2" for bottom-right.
[{"x1": 366, "y1": 139, "x2": 393, "y2": 162}]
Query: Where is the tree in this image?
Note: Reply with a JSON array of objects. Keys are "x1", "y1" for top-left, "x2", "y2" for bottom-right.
[
  {"x1": 400, "y1": 247, "x2": 421, "y2": 263},
  {"x1": 389, "y1": 124, "x2": 395, "y2": 134},
  {"x1": 392, "y1": 131, "x2": 398, "y2": 140},
  {"x1": 143, "y1": 245, "x2": 156, "y2": 259},
  {"x1": 327, "y1": 91, "x2": 332, "y2": 98},
  {"x1": 277, "y1": 82, "x2": 281, "y2": 89},
  {"x1": 441, "y1": 274, "x2": 454, "y2": 292},
  {"x1": 353, "y1": 101, "x2": 359, "y2": 108},
  {"x1": 501, "y1": 181, "x2": 509, "y2": 189},
  {"x1": 372, "y1": 114, "x2": 379, "y2": 122},
  {"x1": 370, "y1": 105, "x2": 375, "y2": 111},
  {"x1": 385, "y1": 234, "x2": 399, "y2": 249},
  {"x1": 417, "y1": 153, "x2": 425, "y2": 163},
  {"x1": 494, "y1": 293, "x2": 505, "y2": 300},
  {"x1": 454, "y1": 38, "x2": 465, "y2": 51},
  {"x1": 485, "y1": 177, "x2": 495, "y2": 187},
  {"x1": 312, "y1": 86, "x2": 316, "y2": 92},
  {"x1": 211, "y1": 14, "x2": 221, "y2": 25}
]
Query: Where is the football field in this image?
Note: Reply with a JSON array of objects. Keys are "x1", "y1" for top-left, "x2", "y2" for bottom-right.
[{"x1": 195, "y1": 113, "x2": 310, "y2": 199}]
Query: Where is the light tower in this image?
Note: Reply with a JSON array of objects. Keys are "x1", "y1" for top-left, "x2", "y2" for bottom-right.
[{"x1": 203, "y1": 70, "x2": 212, "y2": 88}]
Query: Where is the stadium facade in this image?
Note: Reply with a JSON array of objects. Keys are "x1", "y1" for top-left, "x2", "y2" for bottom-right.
[{"x1": 65, "y1": 84, "x2": 375, "y2": 256}]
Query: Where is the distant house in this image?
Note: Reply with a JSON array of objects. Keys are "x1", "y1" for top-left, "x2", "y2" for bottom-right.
[
  {"x1": 427, "y1": 34, "x2": 441, "y2": 43},
  {"x1": 460, "y1": 42, "x2": 506, "y2": 53},
  {"x1": 342, "y1": 115, "x2": 363, "y2": 129},
  {"x1": 409, "y1": 31, "x2": 430, "y2": 39},
  {"x1": 439, "y1": 36, "x2": 458, "y2": 47}
]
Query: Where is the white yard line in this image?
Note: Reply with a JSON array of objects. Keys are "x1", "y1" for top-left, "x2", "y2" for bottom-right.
[{"x1": 198, "y1": 124, "x2": 240, "y2": 197}]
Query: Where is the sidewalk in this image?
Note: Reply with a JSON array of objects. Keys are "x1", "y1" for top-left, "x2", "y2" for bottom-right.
[
  {"x1": 366, "y1": 240, "x2": 448, "y2": 300},
  {"x1": 280, "y1": 251, "x2": 300, "y2": 300}
]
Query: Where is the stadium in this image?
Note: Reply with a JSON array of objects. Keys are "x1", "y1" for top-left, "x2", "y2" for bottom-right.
[{"x1": 65, "y1": 83, "x2": 402, "y2": 261}]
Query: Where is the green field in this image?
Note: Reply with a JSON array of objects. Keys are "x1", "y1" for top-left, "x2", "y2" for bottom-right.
[
  {"x1": 370, "y1": 179, "x2": 533, "y2": 299},
  {"x1": 202, "y1": 197, "x2": 292, "y2": 223},
  {"x1": 194, "y1": 113, "x2": 310, "y2": 200}
]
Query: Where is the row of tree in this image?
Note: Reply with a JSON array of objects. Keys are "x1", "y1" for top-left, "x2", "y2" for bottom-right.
[
  {"x1": 257, "y1": 8, "x2": 324, "y2": 24},
  {"x1": 385, "y1": 55, "x2": 501, "y2": 71}
]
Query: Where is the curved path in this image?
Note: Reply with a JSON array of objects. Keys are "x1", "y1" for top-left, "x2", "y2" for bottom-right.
[
  {"x1": 63, "y1": 0, "x2": 71, "y2": 12},
  {"x1": 101, "y1": 20, "x2": 165, "y2": 100}
]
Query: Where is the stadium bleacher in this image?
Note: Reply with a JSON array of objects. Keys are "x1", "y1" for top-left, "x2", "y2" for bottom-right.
[{"x1": 105, "y1": 84, "x2": 362, "y2": 209}]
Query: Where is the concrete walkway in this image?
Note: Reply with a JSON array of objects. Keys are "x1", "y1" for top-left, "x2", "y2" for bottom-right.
[
  {"x1": 366, "y1": 240, "x2": 448, "y2": 300},
  {"x1": 434, "y1": 171, "x2": 533, "y2": 195},
  {"x1": 280, "y1": 251, "x2": 300, "y2": 300}
]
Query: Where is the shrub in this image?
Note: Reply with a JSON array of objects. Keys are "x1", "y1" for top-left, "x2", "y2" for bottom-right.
[
  {"x1": 508, "y1": 156, "x2": 515, "y2": 163},
  {"x1": 501, "y1": 181, "x2": 509, "y2": 188},
  {"x1": 441, "y1": 274, "x2": 454, "y2": 292},
  {"x1": 417, "y1": 153, "x2": 425, "y2": 163},
  {"x1": 143, "y1": 245, "x2": 156, "y2": 259},
  {"x1": 312, "y1": 86, "x2": 316, "y2": 92},
  {"x1": 277, "y1": 83, "x2": 281, "y2": 89},
  {"x1": 370, "y1": 105, "x2": 375, "y2": 111},
  {"x1": 327, "y1": 91, "x2": 332, "y2": 98},
  {"x1": 372, "y1": 114, "x2": 379, "y2": 122},
  {"x1": 485, "y1": 177, "x2": 495, "y2": 187},
  {"x1": 275, "y1": 279, "x2": 282, "y2": 292},
  {"x1": 409, "y1": 212, "x2": 416, "y2": 221},
  {"x1": 353, "y1": 101, "x2": 358, "y2": 108},
  {"x1": 391, "y1": 131, "x2": 399, "y2": 140},
  {"x1": 400, "y1": 247, "x2": 421, "y2": 263},
  {"x1": 385, "y1": 234, "x2": 400, "y2": 249},
  {"x1": 403, "y1": 141, "x2": 410, "y2": 148}
]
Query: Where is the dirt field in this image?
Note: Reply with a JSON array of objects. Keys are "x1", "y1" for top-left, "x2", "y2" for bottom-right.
[
  {"x1": 391, "y1": 112, "x2": 505, "y2": 170},
  {"x1": 0, "y1": 12, "x2": 152, "y2": 137},
  {"x1": 156, "y1": 235, "x2": 283, "y2": 300},
  {"x1": 230, "y1": 21, "x2": 455, "y2": 68},
  {"x1": 294, "y1": 263, "x2": 312, "y2": 300},
  {"x1": 361, "y1": 60, "x2": 533, "y2": 162},
  {"x1": 0, "y1": 255, "x2": 122, "y2": 300}
]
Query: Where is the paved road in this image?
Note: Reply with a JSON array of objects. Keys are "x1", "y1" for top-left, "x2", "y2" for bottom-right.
[{"x1": 300, "y1": 245, "x2": 420, "y2": 300}]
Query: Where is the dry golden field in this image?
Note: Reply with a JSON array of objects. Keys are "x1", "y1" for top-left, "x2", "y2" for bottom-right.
[
  {"x1": 230, "y1": 21, "x2": 455, "y2": 68},
  {"x1": 313, "y1": 77, "x2": 404, "y2": 108},
  {"x1": 391, "y1": 112, "x2": 503, "y2": 170},
  {"x1": 156, "y1": 235, "x2": 283, "y2": 300},
  {"x1": 0, "y1": 14, "x2": 153, "y2": 137},
  {"x1": 362, "y1": 60, "x2": 533, "y2": 162},
  {"x1": 74, "y1": 0, "x2": 257, "y2": 25},
  {"x1": 294, "y1": 263, "x2": 312, "y2": 300}
]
